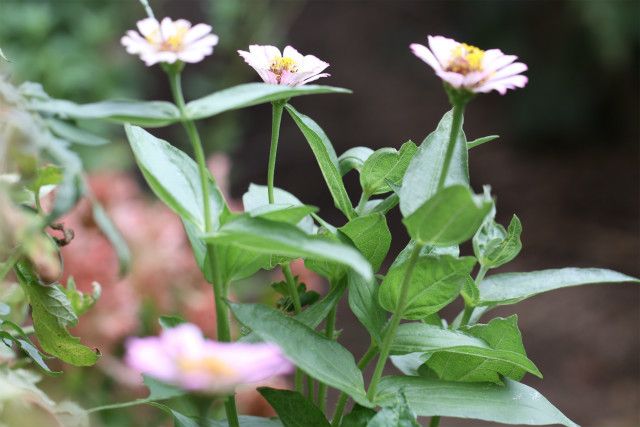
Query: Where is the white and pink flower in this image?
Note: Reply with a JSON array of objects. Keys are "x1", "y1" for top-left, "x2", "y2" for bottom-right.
[
  {"x1": 238, "y1": 45, "x2": 330, "y2": 86},
  {"x1": 410, "y1": 36, "x2": 528, "y2": 95},
  {"x1": 121, "y1": 17, "x2": 219, "y2": 66},
  {"x1": 125, "y1": 324, "x2": 293, "y2": 393}
]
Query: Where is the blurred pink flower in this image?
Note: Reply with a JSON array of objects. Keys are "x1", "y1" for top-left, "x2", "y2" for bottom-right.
[
  {"x1": 410, "y1": 35, "x2": 528, "y2": 95},
  {"x1": 238, "y1": 45, "x2": 330, "y2": 86},
  {"x1": 121, "y1": 17, "x2": 218, "y2": 66},
  {"x1": 125, "y1": 324, "x2": 293, "y2": 393}
]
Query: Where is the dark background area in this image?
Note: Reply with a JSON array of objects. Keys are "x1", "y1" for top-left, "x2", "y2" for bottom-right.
[{"x1": 2, "y1": 0, "x2": 638, "y2": 426}]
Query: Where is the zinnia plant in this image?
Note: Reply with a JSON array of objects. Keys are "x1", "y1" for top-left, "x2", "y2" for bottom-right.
[{"x1": 1, "y1": 1, "x2": 637, "y2": 427}]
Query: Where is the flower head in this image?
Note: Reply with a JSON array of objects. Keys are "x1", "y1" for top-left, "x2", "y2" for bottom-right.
[
  {"x1": 410, "y1": 36, "x2": 528, "y2": 95},
  {"x1": 121, "y1": 17, "x2": 219, "y2": 66},
  {"x1": 125, "y1": 324, "x2": 293, "y2": 393},
  {"x1": 238, "y1": 45, "x2": 330, "y2": 86}
]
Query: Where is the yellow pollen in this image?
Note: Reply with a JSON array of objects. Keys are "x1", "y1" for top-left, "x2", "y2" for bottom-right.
[
  {"x1": 447, "y1": 43, "x2": 485, "y2": 75},
  {"x1": 270, "y1": 56, "x2": 298, "y2": 80},
  {"x1": 146, "y1": 26, "x2": 189, "y2": 51},
  {"x1": 177, "y1": 356, "x2": 235, "y2": 376}
]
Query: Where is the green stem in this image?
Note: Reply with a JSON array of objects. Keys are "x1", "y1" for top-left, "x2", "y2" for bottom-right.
[
  {"x1": 331, "y1": 344, "x2": 378, "y2": 426},
  {"x1": 436, "y1": 101, "x2": 466, "y2": 191},
  {"x1": 429, "y1": 416, "x2": 441, "y2": 427},
  {"x1": 305, "y1": 373, "x2": 314, "y2": 401},
  {"x1": 282, "y1": 264, "x2": 302, "y2": 314},
  {"x1": 317, "y1": 306, "x2": 337, "y2": 411},
  {"x1": 355, "y1": 192, "x2": 369, "y2": 215},
  {"x1": 267, "y1": 101, "x2": 285, "y2": 204},
  {"x1": 294, "y1": 369, "x2": 304, "y2": 393},
  {"x1": 460, "y1": 264, "x2": 488, "y2": 327},
  {"x1": 366, "y1": 243, "x2": 422, "y2": 401},
  {"x1": 167, "y1": 66, "x2": 239, "y2": 427}
]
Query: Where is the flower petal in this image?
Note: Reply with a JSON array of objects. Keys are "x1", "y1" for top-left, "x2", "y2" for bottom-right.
[
  {"x1": 410, "y1": 43, "x2": 442, "y2": 72},
  {"x1": 183, "y1": 23, "x2": 213, "y2": 44},
  {"x1": 428, "y1": 35, "x2": 459, "y2": 67}
]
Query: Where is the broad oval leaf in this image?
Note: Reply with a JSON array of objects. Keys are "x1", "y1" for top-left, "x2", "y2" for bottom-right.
[
  {"x1": 243, "y1": 183, "x2": 316, "y2": 233},
  {"x1": 229, "y1": 303, "x2": 370, "y2": 407},
  {"x1": 403, "y1": 185, "x2": 493, "y2": 246},
  {"x1": 478, "y1": 268, "x2": 639, "y2": 306},
  {"x1": 29, "y1": 98, "x2": 180, "y2": 127},
  {"x1": 125, "y1": 124, "x2": 228, "y2": 232},
  {"x1": 258, "y1": 388, "x2": 330, "y2": 427},
  {"x1": 400, "y1": 109, "x2": 469, "y2": 217},
  {"x1": 390, "y1": 322, "x2": 487, "y2": 355},
  {"x1": 285, "y1": 104, "x2": 356, "y2": 219},
  {"x1": 378, "y1": 255, "x2": 475, "y2": 320},
  {"x1": 360, "y1": 141, "x2": 417, "y2": 196},
  {"x1": 374, "y1": 376, "x2": 578, "y2": 427},
  {"x1": 186, "y1": 83, "x2": 350, "y2": 120},
  {"x1": 202, "y1": 215, "x2": 373, "y2": 282},
  {"x1": 338, "y1": 146, "x2": 374, "y2": 176},
  {"x1": 339, "y1": 213, "x2": 391, "y2": 272}
]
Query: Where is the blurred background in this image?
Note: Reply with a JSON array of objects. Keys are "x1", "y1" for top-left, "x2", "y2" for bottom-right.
[{"x1": 0, "y1": 0, "x2": 638, "y2": 426}]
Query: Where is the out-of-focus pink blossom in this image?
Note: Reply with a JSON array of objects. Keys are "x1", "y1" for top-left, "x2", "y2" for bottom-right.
[
  {"x1": 238, "y1": 45, "x2": 330, "y2": 86},
  {"x1": 121, "y1": 17, "x2": 218, "y2": 66},
  {"x1": 125, "y1": 324, "x2": 293, "y2": 393},
  {"x1": 410, "y1": 36, "x2": 528, "y2": 95}
]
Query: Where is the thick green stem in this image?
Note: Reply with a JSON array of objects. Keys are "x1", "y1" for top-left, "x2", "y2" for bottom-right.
[
  {"x1": 460, "y1": 264, "x2": 488, "y2": 327},
  {"x1": 355, "y1": 192, "x2": 369, "y2": 215},
  {"x1": 317, "y1": 305, "x2": 337, "y2": 411},
  {"x1": 436, "y1": 102, "x2": 466, "y2": 191},
  {"x1": 267, "y1": 101, "x2": 285, "y2": 204},
  {"x1": 168, "y1": 67, "x2": 239, "y2": 427},
  {"x1": 331, "y1": 344, "x2": 378, "y2": 426},
  {"x1": 366, "y1": 243, "x2": 422, "y2": 401},
  {"x1": 429, "y1": 416, "x2": 441, "y2": 427}
]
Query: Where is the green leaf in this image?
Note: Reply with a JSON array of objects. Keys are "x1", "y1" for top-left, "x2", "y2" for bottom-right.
[
  {"x1": 473, "y1": 214, "x2": 522, "y2": 269},
  {"x1": 338, "y1": 147, "x2": 374, "y2": 176},
  {"x1": 367, "y1": 392, "x2": 419, "y2": 427},
  {"x1": 285, "y1": 104, "x2": 356, "y2": 219},
  {"x1": 14, "y1": 261, "x2": 99, "y2": 366},
  {"x1": 339, "y1": 213, "x2": 391, "y2": 272},
  {"x1": 478, "y1": 268, "x2": 640, "y2": 306},
  {"x1": 91, "y1": 200, "x2": 131, "y2": 275},
  {"x1": 364, "y1": 193, "x2": 399, "y2": 216},
  {"x1": 125, "y1": 124, "x2": 228, "y2": 232},
  {"x1": 348, "y1": 272, "x2": 386, "y2": 345},
  {"x1": 400, "y1": 109, "x2": 469, "y2": 217},
  {"x1": 229, "y1": 303, "x2": 370, "y2": 407},
  {"x1": 30, "y1": 165, "x2": 63, "y2": 194},
  {"x1": 379, "y1": 255, "x2": 475, "y2": 320},
  {"x1": 45, "y1": 139, "x2": 83, "y2": 221},
  {"x1": 360, "y1": 141, "x2": 417, "y2": 196},
  {"x1": 403, "y1": 185, "x2": 493, "y2": 246},
  {"x1": 158, "y1": 315, "x2": 186, "y2": 329},
  {"x1": 62, "y1": 277, "x2": 100, "y2": 317},
  {"x1": 258, "y1": 387, "x2": 330, "y2": 427},
  {"x1": 376, "y1": 377, "x2": 578, "y2": 426},
  {"x1": 185, "y1": 83, "x2": 350, "y2": 120},
  {"x1": 202, "y1": 215, "x2": 373, "y2": 282},
  {"x1": 390, "y1": 322, "x2": 488, "y2": 355},
  {"x1": 0, "y1": 321, "x2": 59, "y2": 375},
  {"x1": 88, "y1": 375, "x2": 185, "y2": 413},
  {"x1": 340, "y1": 405, "x2": 376, "y2": 427},
  {"x1": 45, "y1": 119, "x2": 110, "y2": 146},
  {"x1": 243, "y1": 183, "x2": 316, "y2": 233},
  {"x1": 425, "y1": 316, "x2": 542, "y2": 383},
  {"x1": 468, "y1": 135, "x2": 499, "y2": 149},
  {"x1": 29, "y1": 98, "x2": 180, "y2": 127}
]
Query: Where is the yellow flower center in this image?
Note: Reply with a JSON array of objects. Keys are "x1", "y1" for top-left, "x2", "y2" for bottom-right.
[
  {"x1": 270, "y1": 56, "x2": 298, "y2": 78},
  {"x1": 178, "y1": 355, "x2": 235, "y2": 376},
  {"x1": 447, "y1": 43, "x2": 485, "y2": 75},
  {"x1": 145, "y1": 26, "x2": 189, "y2": 51}
]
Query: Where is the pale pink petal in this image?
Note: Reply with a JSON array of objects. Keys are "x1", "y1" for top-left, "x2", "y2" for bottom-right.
[
  {"x1": 462, "y1": 70, "x2": 489, "y2": 87},
  {"x1": 490, "y1": 62, "x2": 528, "y2": 80},
  {"x1": 125, "y1": 337, "x2": 176, "y2": 382},
  {"x1": 436, "y1": 70, "x2": 464, "y2": 88},
  {"x1": 428, "y1": 35, "x2": 459, "y2": 67},
  {"x1": 298, "y1": 72, "x2": 331, "y2": 86},
  {"x1": 300, "y1": 54, "x2": 329, "y2": 74},
  {"x1": 410, "y1": 43, "x2": 443, "y2": 72},
  {"x1": 283, "y1": 45, "x2": 305, "y2": 64},
  {"x1": 483, "y1": 53, "x2": 518, "y2": 73},
  {"x1": 248, "y1": 45, "x2": 281, "y2": 69},
  {"x1": 475, "y1": 75, "x2": 528, "y2": 94},
  {"x1": 137, "y1": 17, "x2": 160, "y2": 39},
  {"x1": 160, "y1": 17, "x2": 176, "y2": 40},
  {"x1": 183, "y1": 23, "x2": 213, "y2": 44}
]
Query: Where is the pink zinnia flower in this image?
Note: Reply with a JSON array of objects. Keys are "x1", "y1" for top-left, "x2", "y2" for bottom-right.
[
  {"x1": 121, "y1": 17, "x2": 219, "y2": 66},
  {"x1": 125, "y1": 324, "x2": 293, "y2": 393},
  {"x1": 410, "y1": 36, "x2": 528, "y2": 95},
  {"x1": 238, "y1": 45, "x2": 330, "y2": 86}
]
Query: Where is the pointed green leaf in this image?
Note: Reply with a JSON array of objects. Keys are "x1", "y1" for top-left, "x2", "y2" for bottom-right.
[
  {"x1": 473, "y1": 214, "x2": 522, "y2": 269},
  {"x1": 91, "y1": 200, "x2": 131, "y2": 275},
  {"x1": 348, "y1": 272, "x2": 386, "y2": 345},
  {"x1": 229, "y1": 303, "x2": 370, "y2": 407},
  {"x1": 400, "y1": 110, "x2": 469, "y2": 217},
  {"x1": 379, "y1": 255, "x2": 475, "y2": 320},
  {"x1": 45, "y1": 119, "x2": 110, "y2": 146},
  {"x1": 360, "y1": 141, "x2": 417, "y2": 196},
  {"x1": 339, "y1": 213, "x2": 391, "y2": 271},
  {"x1": 478, "y1": 268, "x2": 639, "y2": 306},
  {"x1": 285, "y1": 104, "x2": 356, "y2": 219},
  {"x1": 367, "y1": 392, "x2": 419, "y2": 427},
  {"x1": 468, "y1": 135, "x2": 499, "y2": 149},
  {"x1": 185, "y1": 83, "x2": 350, "y2": 120},
  {"x1": 258, "y1": 388, "x2": 330, "y2": 427},
  {"x1": 243, "y1": 184, "x2": 315, "y2": 233},
  {"x1": 374, "y1": 376, "x2": 578, "y2": 427},
  {"x1": 403, "y1": 185, "x2": 493, "y2": 246},
  {"x1": 202, "y1": 215, "x2": 373, "y2": 282},
  {"x1": 125, "y1": 124, "x2": 228, "y2": 232},
  {"x1": 340, "y1": 405, "x2": 376, "y2": 427}
]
